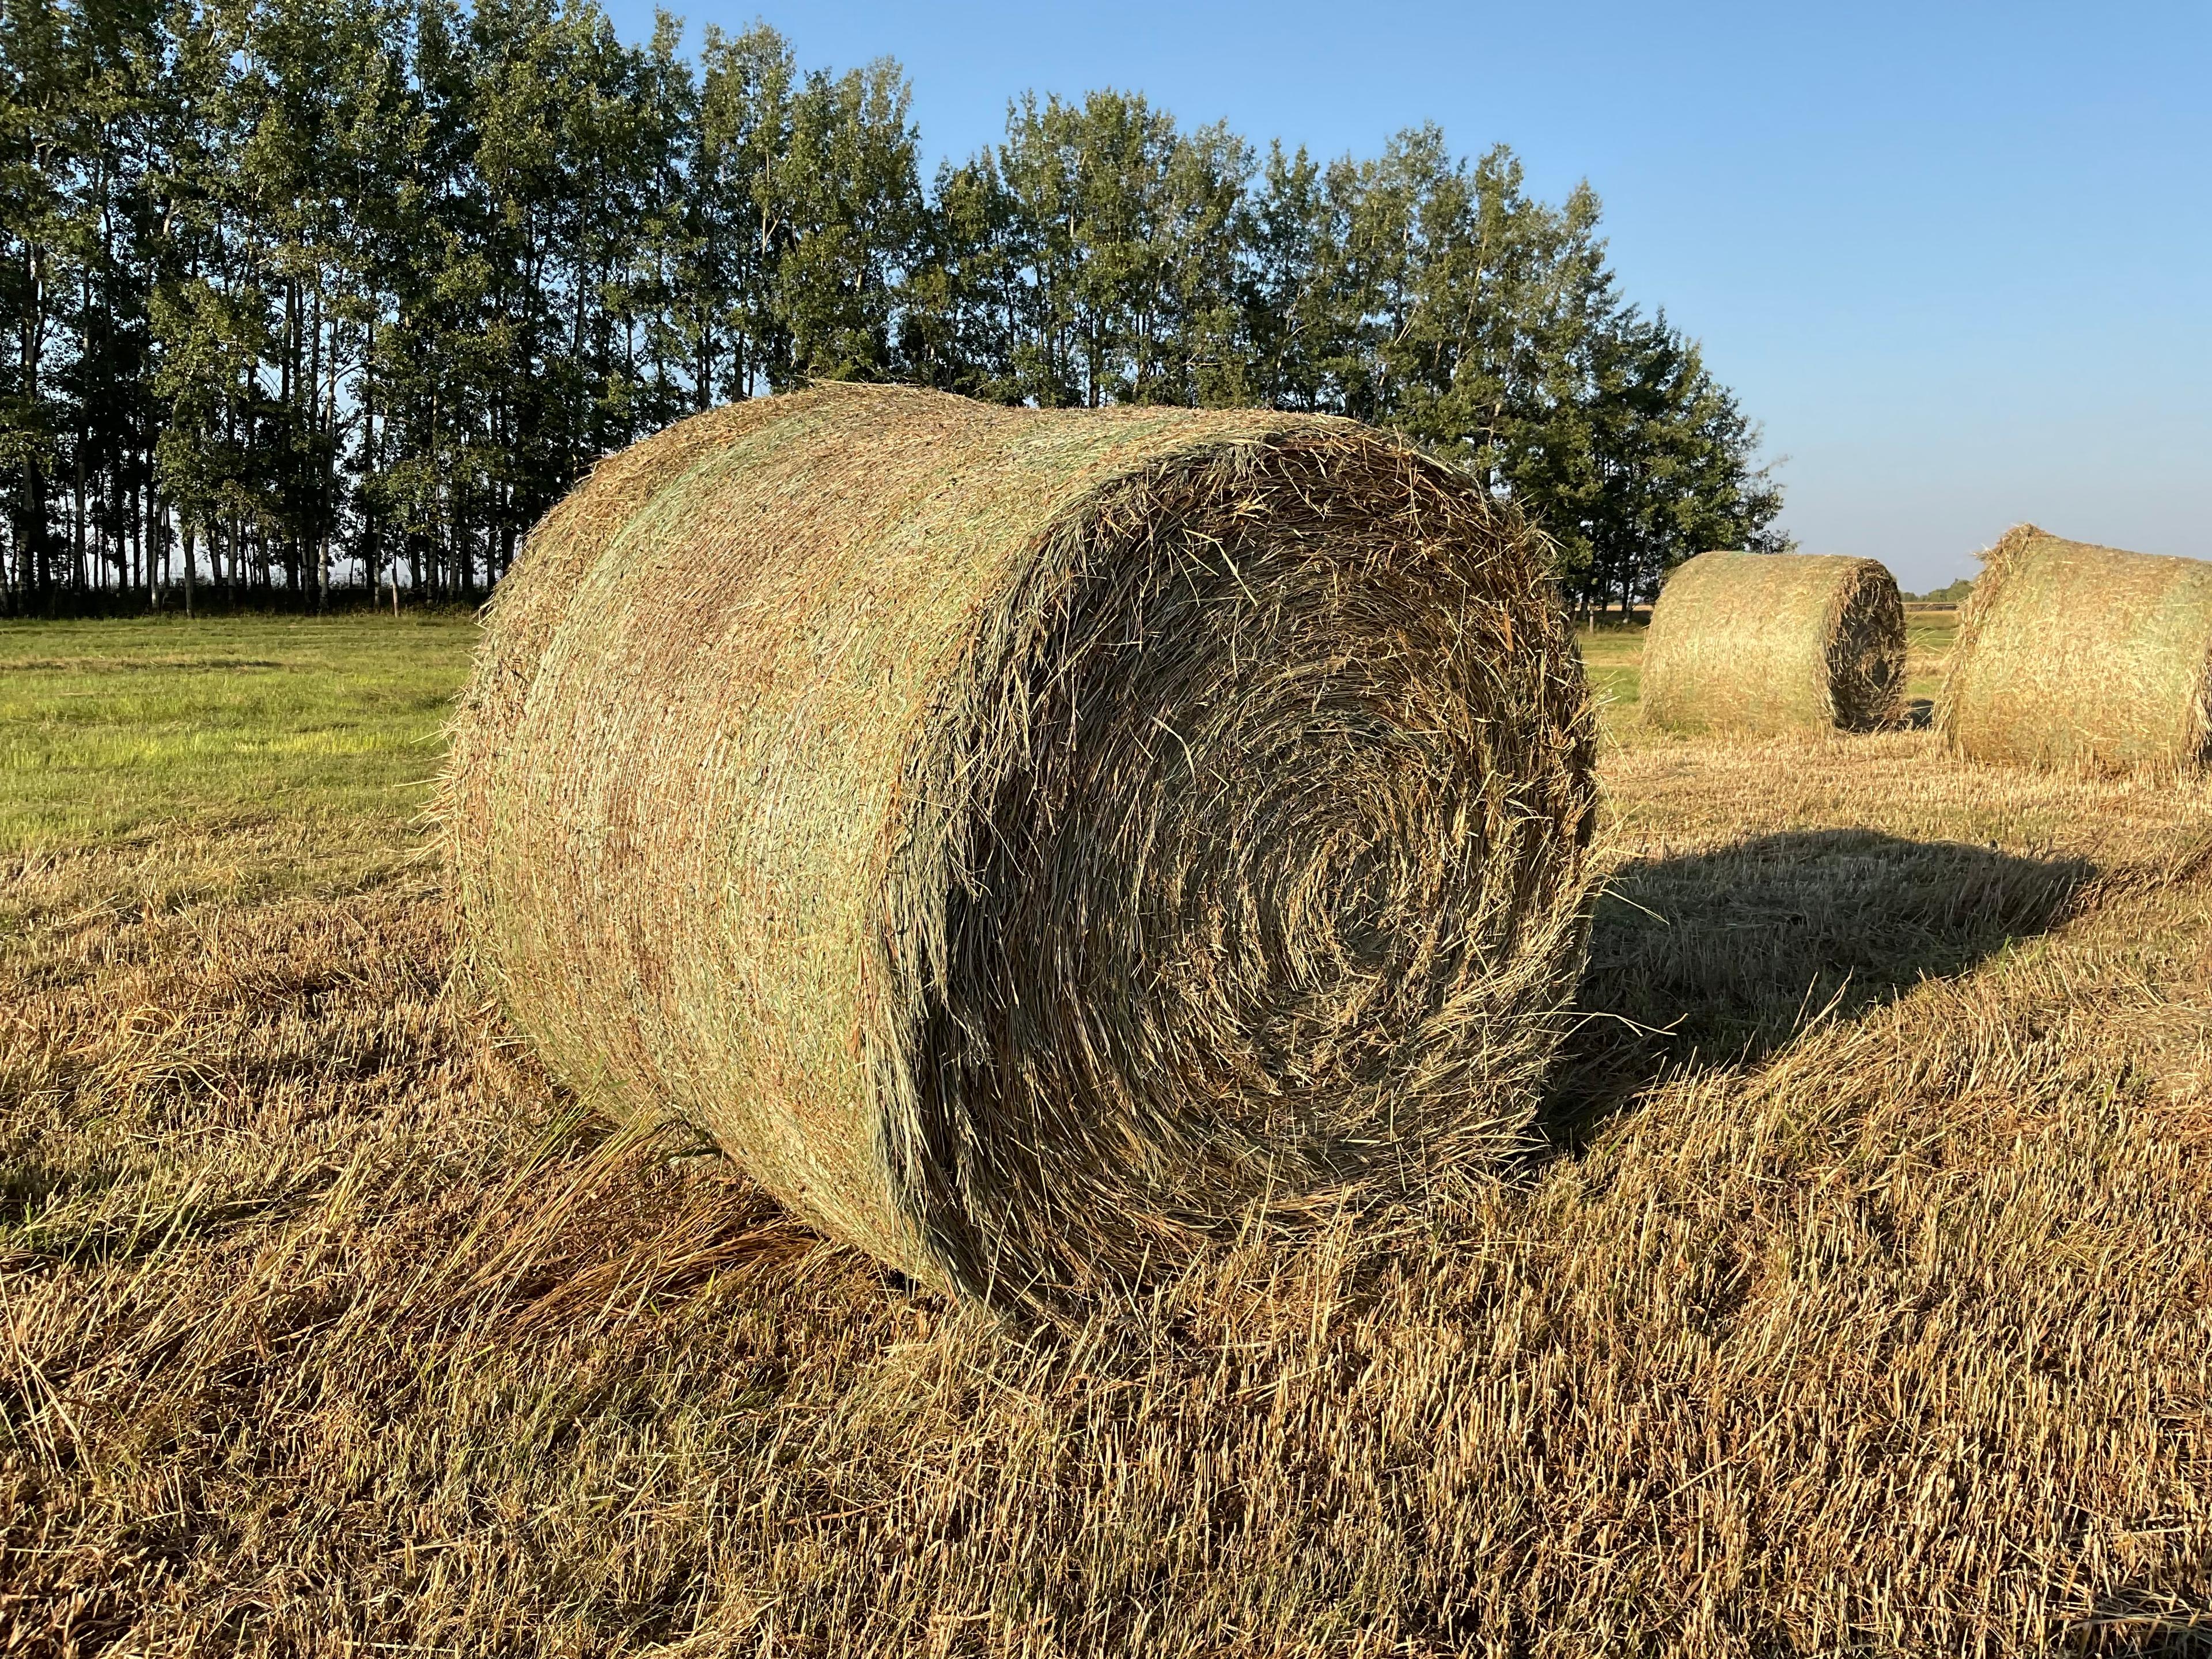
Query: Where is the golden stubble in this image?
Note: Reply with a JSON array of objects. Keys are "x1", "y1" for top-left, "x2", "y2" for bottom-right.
[{"x1": 7, "y1": 656, "x2": 2211, "y2": 1652}]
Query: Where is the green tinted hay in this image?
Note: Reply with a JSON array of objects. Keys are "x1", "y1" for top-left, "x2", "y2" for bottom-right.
[
  {"x1": 1940, "y1": 525, "x2": 2212, "y2": 772},
  {"x1": 1641, "y1": 550, "x2": 1904, "y2": 734},
  {"x1": 445, "y1": 385, "x2": 1597, "y2": 1309}
]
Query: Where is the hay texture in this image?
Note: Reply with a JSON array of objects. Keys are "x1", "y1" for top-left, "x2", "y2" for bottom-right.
[
  {"x1": 1940, "y1": 524, "x2": 2212, "y2": 772},
  {"x1": 445, "y1": 384, "x2": 1597, "y2": 1309},
  {"x1": 1640, "y1": 550, "x2": 1904, "y2": 734}
]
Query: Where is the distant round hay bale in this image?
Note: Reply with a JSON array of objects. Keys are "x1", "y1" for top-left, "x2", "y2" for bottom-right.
[
  {"x1": 1640, "y1": 550, "x2": 1905, "y2": 734},
  {"x1": 445, "y1": 384, "x2": 1597, "y2": 1309},
  {"x1": 1940, "y1": 525, "x2": 2212, "y2": 771}
]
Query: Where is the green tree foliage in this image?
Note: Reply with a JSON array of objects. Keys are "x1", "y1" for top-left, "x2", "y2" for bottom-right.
[{"x1": 0, "y1": 1, "x2": 1784, "y2": 613}]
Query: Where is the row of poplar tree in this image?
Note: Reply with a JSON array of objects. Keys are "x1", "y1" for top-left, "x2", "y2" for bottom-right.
[{"x1": 1, "y1": 0, "x2": 1789, "y2": 616}]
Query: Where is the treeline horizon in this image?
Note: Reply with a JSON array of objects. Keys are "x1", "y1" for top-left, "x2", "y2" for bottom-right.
[{"x1": 2, "y1": 0, "x2": 1788, "y2": 617}]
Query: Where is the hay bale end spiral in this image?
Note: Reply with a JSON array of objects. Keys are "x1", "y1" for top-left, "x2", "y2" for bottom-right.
[
  {"x1": 445, "y1": 385, "x2": 1597, "y2": 1308},
  {"x1": 1640, "y1": 549, "x2": 1905, "y2": 734}
]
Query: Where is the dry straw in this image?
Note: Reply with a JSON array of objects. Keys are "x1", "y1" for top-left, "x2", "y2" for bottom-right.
[
  {"x1": 1641, "y1": 549, "x2": 1905, "y2": 733},
  {"x1": 1940, "y1": 524, "x2": 2212, "y2": 772},
  {"x1": 445, "y1": 384, "x2": 1598, "y2": 1310}
]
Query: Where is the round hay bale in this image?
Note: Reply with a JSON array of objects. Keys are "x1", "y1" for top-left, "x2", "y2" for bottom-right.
[
  {"x1": 1940, "y1": 524, "x2": 2212, "y2": 771},
  {"x1": 445, "y1": 384, "x2": 1597, "y2": 1308},
  {"x1": 1639, "y1": 549, "x2": 1905, "y2": 734}
]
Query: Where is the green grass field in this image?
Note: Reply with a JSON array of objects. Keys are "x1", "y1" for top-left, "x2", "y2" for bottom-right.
[
  {"x1": 7, "y1": 608, "x2": 2212, "y2": 1654},
  {"x1": 0, "y1": 612, "x2": 472, "y2": 851},
  {"x1": 1574, "y1": 618, "x2": 1645, "y2": 711},
  {"x1": 2, "y1": 610, "x2": 1955, "y2": 862}
]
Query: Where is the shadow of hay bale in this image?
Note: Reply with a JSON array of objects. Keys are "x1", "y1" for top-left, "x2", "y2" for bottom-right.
[{"x1": 1544, "y1": 829, "x2": 2092, "y2": 1145}]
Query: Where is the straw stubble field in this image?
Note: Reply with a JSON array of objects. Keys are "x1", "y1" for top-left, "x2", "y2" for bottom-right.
[{"x1": 4, "y1": 607, "x2": 2210, "y2": 1654}]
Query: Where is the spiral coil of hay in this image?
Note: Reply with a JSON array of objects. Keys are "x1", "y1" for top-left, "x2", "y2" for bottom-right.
[
  {"x1": 1640, "y1": 550, "x2": 1905, "y2": 734},
  {"x1": 1940, "y1": 525, "x2": 2212, "y2": 772},
  {"x1": 445, "y1": 385, "x2": 1597, "y2": 1308}
]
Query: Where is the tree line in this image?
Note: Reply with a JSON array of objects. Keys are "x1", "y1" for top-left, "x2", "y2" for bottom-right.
[{"x1": 1, "y1": 0, "x2": 1788, "y2": 617}]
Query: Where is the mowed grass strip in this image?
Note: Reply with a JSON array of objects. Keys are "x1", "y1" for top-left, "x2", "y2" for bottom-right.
[
  {"x1": 0, "y1": 611, "x2": 475, "y2": 854},
  {"x1": 4, "y1": 612, "x2": 2212, "y2": 1654}
]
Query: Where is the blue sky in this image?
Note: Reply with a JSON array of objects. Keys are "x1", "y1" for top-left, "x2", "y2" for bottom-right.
[{"x1": 602, "y1": 0, "x2": 2209, "y2": 591}]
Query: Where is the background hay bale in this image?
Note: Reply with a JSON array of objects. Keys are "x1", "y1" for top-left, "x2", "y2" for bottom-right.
[
  {"x1": 1940, "y1": 524, "x2": 2212, "y2": 771},
  {"x1": 1641, "y1": 549, "x2": 1905, "y2": 733},
  {"x1": 445, "y1": 384, "x2": 1597, "y2": 1309}
]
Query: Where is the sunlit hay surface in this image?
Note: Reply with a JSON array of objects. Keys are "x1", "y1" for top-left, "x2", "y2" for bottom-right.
[
  {"x1": 1942, "y1": 524, "x2": 2212, "y2": 772},
  {"x1": 444, "y1": 384, "x2": 1596, "y2": 1309},
  {"x1": 1641, "y1": 550, "x2": 1905, "y2": 734},
  {"x1": 8, "y1": 618, "x2": 2212, "y2": 1655}
]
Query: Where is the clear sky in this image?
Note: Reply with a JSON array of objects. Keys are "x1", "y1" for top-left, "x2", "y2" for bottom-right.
[{"x1": 601, "y1": 0, "x2": 2209, "y2": 591}]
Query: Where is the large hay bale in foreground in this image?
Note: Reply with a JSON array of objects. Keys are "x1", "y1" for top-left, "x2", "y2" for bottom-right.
[
  {"x1": 1640, "y1": 550, "x2": 1904, "y2": 733},
  {"x1": 445, "y1": 385, "x2": 1597, "y2": 1308},
  {"x1": 1940, "y1": 525, "x2": 2212, "y2": 771}
]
